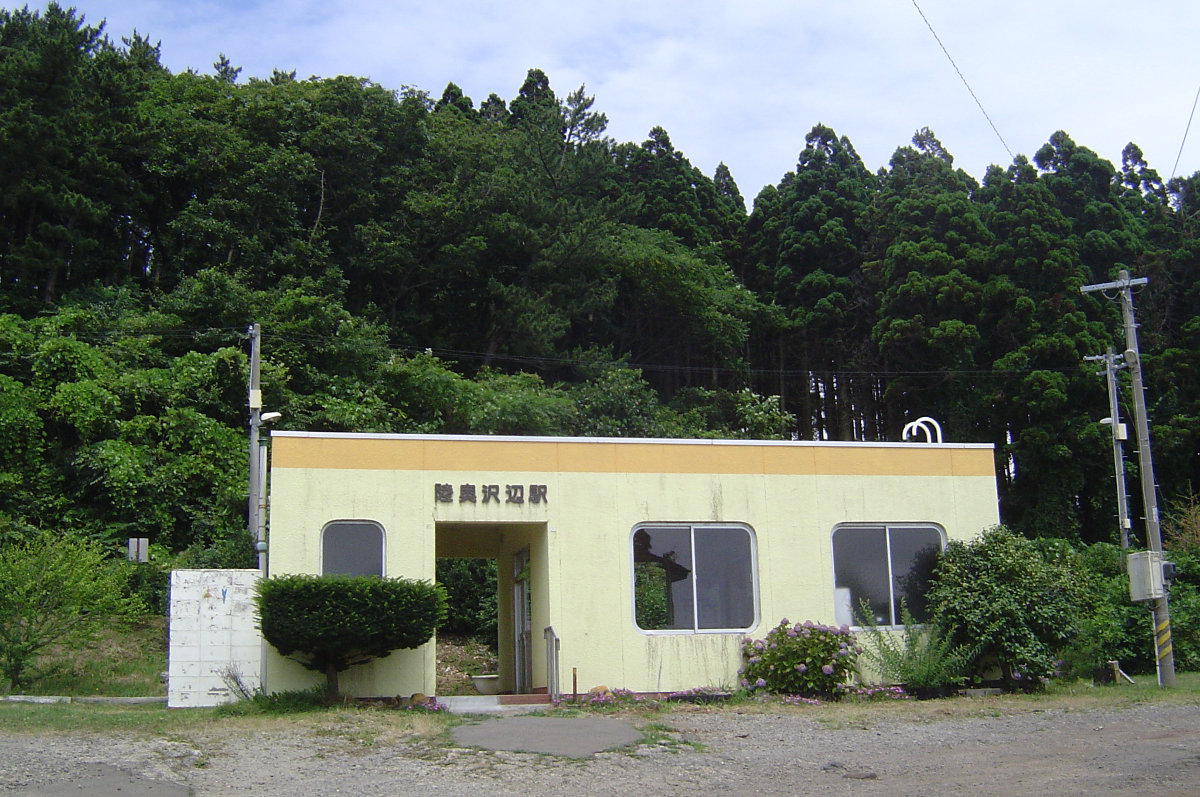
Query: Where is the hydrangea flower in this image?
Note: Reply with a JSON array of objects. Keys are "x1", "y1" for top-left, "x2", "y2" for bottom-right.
[{"x1": 821, "y1": 664, "x2": 834, "y2": 675}]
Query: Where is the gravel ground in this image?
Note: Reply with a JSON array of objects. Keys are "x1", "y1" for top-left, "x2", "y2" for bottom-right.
[{"x1": 3, "y1": 702, "x2": 1199, "y2": 796}]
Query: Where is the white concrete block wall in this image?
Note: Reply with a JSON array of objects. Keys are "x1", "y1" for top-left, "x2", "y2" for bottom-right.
[{"x1": 168, "y1": 569, "x2": 263, "y2": 708}]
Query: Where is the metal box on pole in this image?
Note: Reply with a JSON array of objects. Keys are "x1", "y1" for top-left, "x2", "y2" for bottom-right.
[{"x1": 1127, "y1": 551, "x2": 1166, "y2": 602}]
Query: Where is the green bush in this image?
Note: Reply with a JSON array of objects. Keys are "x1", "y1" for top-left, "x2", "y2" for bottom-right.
[
  {"x1": 0, "y1": 530, "x2": 144, "y2": 691},
  {"x1": 255, "y1": 574, "x2": 447, "y2": 695},
  {"x1": 928, "y1": 526, "x2": 1092, "y2": 688},
  {"x1": 1162, "y1": 548, "x2": 1200, "y2": 672},
  {"x1": 436, "y1": 558, "x2": 497, "y2": 647},
  {"x1": 740, "y1": 619, "x2": 857, "y2": 698},
  {"x1": 122, "y1": 561, "x2": 171, "y2": 616},
  {"x1": 856, "y1": 602, "x2": 974, "y2": 689},
  {"x1": 1036, "y1": 541, "x2": 1200, "y2": 677},
  {"x1": 1054, "y1": 542, "x2": 1152, "y2": 677}
]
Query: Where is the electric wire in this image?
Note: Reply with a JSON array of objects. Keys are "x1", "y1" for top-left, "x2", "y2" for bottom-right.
[
  {"x1": 1171, "y1": 80, "x2": 1200, "y2": 182},
  {"x1": 53, "y1": 326, "x2": 1119, "y2": 380},
  {"x1": 909, "y1": 0, "x2": 1013, "y2": 161}
]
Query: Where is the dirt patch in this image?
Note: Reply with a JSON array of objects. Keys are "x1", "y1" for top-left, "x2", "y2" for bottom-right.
[{"x1": 436, "y1": 635, "x2": 497, "y2": 696}]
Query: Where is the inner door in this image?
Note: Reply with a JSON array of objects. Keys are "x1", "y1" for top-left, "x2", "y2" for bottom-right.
[{"x1": 512, "y1": 546, "x2": 532, "y2": 693}]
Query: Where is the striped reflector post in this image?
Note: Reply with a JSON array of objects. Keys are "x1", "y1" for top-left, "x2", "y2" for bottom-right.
[
  {"x1": 1152, "y1": 602, "x2": 1177, "y2": 687},
  {"x1": 1156, "y1": 617, "x2": 1173, "y2": 662}
]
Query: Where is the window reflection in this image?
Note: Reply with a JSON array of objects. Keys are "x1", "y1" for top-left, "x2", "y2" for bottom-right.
[
  {"x1": 632, "y1": 524, "x2": 755, "y2": 632},
  {"x1": 833, "y1": 524, "x2": 943, "y2": 627},
  {"x1": 632, "y1": 527, "x2": 693, "y2": 630}
]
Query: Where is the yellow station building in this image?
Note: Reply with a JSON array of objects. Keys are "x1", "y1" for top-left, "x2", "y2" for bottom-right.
[{"x1": 264, "y1": 432, "x2": 1000, "y2": 699}]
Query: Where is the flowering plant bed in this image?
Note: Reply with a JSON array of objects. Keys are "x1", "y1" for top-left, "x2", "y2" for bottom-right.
[{"x1": 740, "y1": 619, "x2": 858, "y2": 698}]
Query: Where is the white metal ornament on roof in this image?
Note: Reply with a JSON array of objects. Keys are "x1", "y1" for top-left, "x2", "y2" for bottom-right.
[{"x1": 902, "y1": 416, "x2": 943, "y2": 444}]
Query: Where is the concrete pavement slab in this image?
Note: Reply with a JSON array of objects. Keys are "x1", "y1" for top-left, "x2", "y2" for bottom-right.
[
  {"x1": 451, "y1": 715, "x2": 642, "y2": 758},
  {"x1": 438, "y1": 696, "x2": 542, "y2": 714}
]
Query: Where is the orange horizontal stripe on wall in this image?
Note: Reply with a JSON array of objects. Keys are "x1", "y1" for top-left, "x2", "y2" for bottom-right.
[{"x1": 269, "y1": 434, "x2": 995, "y2": 478}]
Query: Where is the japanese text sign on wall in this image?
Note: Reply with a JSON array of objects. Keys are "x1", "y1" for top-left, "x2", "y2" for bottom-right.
[{"x1": 434, "y1": 483, "x2": 548, "y2": 505}]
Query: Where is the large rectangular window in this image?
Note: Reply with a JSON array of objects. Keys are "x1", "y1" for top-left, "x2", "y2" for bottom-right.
[
  {"x1": 632, "y1": 524, "x2": 756, "y2": 633},
  {"x1": 832, "y1": 524, "x2": 943, "y2": 627}
]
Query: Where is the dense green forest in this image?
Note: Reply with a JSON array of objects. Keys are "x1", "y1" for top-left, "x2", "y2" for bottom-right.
[{"x1": 3, "y1": 3, "x2": 1200, "y2": 562}]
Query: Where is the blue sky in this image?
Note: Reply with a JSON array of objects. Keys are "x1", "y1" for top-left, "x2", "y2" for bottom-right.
[{"x1": 53, "y1": 0, "x2": 1200, "y2": 207}]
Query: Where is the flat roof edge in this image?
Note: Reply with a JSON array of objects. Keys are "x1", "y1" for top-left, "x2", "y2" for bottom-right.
[{"x1": 269, "y1": 431, "x2": 994, "y2": 450}]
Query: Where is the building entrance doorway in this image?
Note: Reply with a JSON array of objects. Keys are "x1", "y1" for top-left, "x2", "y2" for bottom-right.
[{"x1": 434, "y1": 522, "x2": 547, "y2": 696}]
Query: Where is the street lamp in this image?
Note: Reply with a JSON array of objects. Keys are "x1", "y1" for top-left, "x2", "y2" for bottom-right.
[
  {"x1": 247, "y1": 323, "x2": 282, "y2": 573},
  {"x1": 251, "y1": 411, "x2": 281, "y2": 572}
]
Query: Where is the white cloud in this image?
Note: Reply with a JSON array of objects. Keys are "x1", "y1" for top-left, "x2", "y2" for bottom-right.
[{"x1": 42, "y1": 0, "x2": 1200, "y2": 203}]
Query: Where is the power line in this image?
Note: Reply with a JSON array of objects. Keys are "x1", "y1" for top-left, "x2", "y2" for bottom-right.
[
  {"x1": 253, "y1": 332, "x2": 1107, "y2": 380},
  {"x1": 326, "y1": 340, "x2": 1097, "y2": 381},
  {"x1": 909, "y1": 0, "x2": 1014, "y2": 162},
  {"x1": 43, "y1": 324, "x2": 1111, "y2": 382},
  {"x1": 1171, "y1": 81, "x2": 1200, "y2": 182}
]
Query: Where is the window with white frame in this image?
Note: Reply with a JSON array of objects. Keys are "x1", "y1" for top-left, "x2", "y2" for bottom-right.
[
  {"x1": 321, "y1": 520, "x2": 384, "y2": 577},
  {"x1": 631, "y1": 523, "x2": 757, "y2": 633},
  {"x1": 832, "y1": 524, "x2": 943, "y2": 627}
]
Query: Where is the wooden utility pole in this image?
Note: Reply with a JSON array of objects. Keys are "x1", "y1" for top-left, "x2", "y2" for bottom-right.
[
  {"x1": 1084, "y1": 348, "x2": 1131, "y2": 549},
  {"x1": 1081, "y1": 271, "x2": 1175, "y2": 687}
]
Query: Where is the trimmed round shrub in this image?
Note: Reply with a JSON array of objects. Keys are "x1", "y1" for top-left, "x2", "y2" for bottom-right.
[
  {"x1": 256, "y1": 574, "x2": 447, "y2": 695},
  {"x1": 741, "y1": 619, "x2": 858, "y2": 698}
]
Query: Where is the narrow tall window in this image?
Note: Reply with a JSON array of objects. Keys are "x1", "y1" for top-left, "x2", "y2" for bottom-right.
[
  {"x1": 632, "y1": 524, "x2": 756, "y2": 633},
  {"x1": 322, "y1": 520, "x2": 384, "y2": 577},
  {"x1": 832, "y1": 524, "x2": 943, "y2": 627}
]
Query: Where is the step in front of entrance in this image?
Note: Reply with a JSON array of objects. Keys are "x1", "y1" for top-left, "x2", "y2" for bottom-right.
[
  {"x1": 500, "y1": 694, "x2": 552, "y2": 705},
  {"x1": 439, "y1": 694, "x2": 552, "y2": 714}
]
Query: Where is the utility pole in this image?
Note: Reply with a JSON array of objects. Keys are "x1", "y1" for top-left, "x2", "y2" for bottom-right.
[
  {"x1": 247, "y1": 323, "x2": 264, "y2": 571},
  {"x1": 1081, "y1": 271, "x2": 1175, "y2": 687},
  {"x1": 1084, "y1": 348, "x2": 1131, "y2": 549}
]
